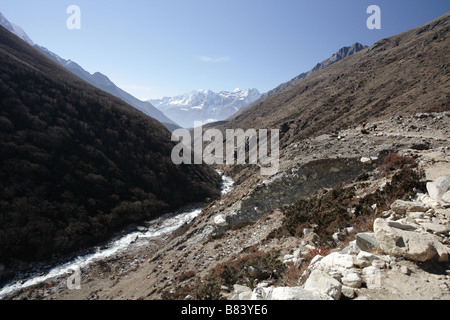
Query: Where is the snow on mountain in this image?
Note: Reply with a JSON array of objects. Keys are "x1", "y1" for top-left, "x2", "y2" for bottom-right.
[
  {"x1": 0, "y1": 12, "x2": 179, "y2": 131},
  {"x1": 149, "y1": 88, "x2": 261, "y2": 128}
]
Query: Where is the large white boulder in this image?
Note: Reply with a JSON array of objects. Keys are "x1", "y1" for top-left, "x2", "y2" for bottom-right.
[
  {"x1": 373, "y1": 218, "x2": 449, "y2": 262},
  {"x1": 269, "y1": 287, "x2": 332, "y2": 300},
  {"x1": 427, "y1": 175, "x2": 450, "y2": 201},
  {"x1": 304, "y1": 269, "x2": 342, "y2": 300},
  {"x1": 390, "y1": 200, "x2": 429, "y2": 215}
]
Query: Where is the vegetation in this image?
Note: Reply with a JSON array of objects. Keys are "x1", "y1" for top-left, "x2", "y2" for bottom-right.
[
  {"x1": 0, "y1": 27, "x2": 221, "y2": 265},
  {"x1": 281, "y1": 157, "x2": 425, "y2": 247}
]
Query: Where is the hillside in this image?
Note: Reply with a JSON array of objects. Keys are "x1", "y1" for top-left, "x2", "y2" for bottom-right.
[
  {"x1": 0, "y1": 26, "x2": 221, "y2": 266},
  {"x1": 230, "y1": 43, "x2": 367, "y2": 120},
  {"x1": 213, "y1": 13, "x2": 449, "y2": 152}
]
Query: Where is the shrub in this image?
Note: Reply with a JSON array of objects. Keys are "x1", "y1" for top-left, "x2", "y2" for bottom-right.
[{"x1": 378, "y1": 152, "x2": 415, "y2": 173}]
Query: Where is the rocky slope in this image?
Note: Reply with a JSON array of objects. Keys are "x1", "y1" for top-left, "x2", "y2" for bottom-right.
[{"x1": 230, "y1": 43, "x2": 366, "y2": 120}]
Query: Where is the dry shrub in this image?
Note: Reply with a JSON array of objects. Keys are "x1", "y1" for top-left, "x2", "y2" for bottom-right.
[{"x1": 378, "y1": 152, "x2": 415, "y2": 173}]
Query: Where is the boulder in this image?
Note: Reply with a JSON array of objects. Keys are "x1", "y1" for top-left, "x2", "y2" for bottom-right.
[
  {"x1": 213, "y1": 214, "x2": 227, "y2": 227},
  {"x1": 341, "y1": 272, "x2": 363, "y2": 288},
  {"x1": 314, "y1": 252, "x2": 354, "y2": 270},
  {"x1": 427, "y1": 175, "x2": 450, "y2": 201},
  {"x1": 442, "y1": 191, "x2": 450, "y2": 203},
  {"x1": 269, "y1": 287, "x2": 332, "y2": 300},
  {"x1": 360, "y1": 157, "x2": 372, "y2": 164},
  {"x1": 373, "y1": 218, "x2": 449, "y2": 262},
  {"x1": 304, "y1": 270, "x2": 342, "y2": 300},
  {"x1": 230, "y1": 284, "x2": 252, "y2": 300},
  {"x1": 362, "y1": 266, "x2": 382, "y2": 289},
  {"x1": 390, "y1": 200, "x2": 429, "y2": 215},
  {"x1": 356, "y1": 232, "x2": 381, "y2": 252}
]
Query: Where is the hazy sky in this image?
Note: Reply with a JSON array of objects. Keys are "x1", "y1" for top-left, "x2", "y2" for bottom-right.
[{"x1": 2, "y1": 0, "x2": 449, "y2": 99}]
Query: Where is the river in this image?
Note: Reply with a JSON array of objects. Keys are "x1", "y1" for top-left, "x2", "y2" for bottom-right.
[{"x1": 0, "y1": 171, "x2": 234, "y2": 299}]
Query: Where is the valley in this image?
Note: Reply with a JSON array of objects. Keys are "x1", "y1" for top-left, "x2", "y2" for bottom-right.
[{"x1": 0, "y1": 9, "x2": 449, "y2": 301}]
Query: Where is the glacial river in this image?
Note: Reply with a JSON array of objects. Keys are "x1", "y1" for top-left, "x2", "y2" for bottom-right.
[{"x1": 0, "y1": 171, "x2": 233, "y2": 299}]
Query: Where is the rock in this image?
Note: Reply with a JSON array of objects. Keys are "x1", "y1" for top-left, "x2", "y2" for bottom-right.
[
  {"x1": 251, "y1": 287, "x2": 266, "y2": 300},
  {"x1": 341, "y1": 240, "x2": 361, "y2": 255},
  {"x1": 400, "y1": 265, "x2": 411, "y2": 275},
  {"x1": 360, "y1": 157, "x2": 372, "y2": 164},
  {"x1": 390, "y1": 200, "x2": 429, "y2": 215},
  {"x1": 418, "y1": 194, "x2": 442, "y2": 209},
  {"x1": 442, "y1": 191, "x2": 450, "y2": 203},
  {"x1": 356, "y1": 232, "x2": 381, "y2": 252},
  {"x1": 407, "y1": 212, "x2": 424, "y2": 219},
  {"x1": 341, "y1": 272, "x2": 363, "y2": 288},
  {"x1": 269, "y1": 287, "x2": 332, "y2": 300},
  {"x1": 314, "y1": 252, "x2": 354, "y2": 270},
  {"x1": 418, "y1": 222, "x2": 450, "y2": 235},
  {"x1": 373, "y1": 218, "x2": 449, "y2": 262},
  {"x1": 304, "y1": 269, "x2": 342, "y2": 300},
  {"x1": 341, "y1": 286, "x2": 355, "y2": 299},
  {"x1": 362, "y1": 266, "x2": 382, "y2": 289},
  {"x1": 214, "y1": 214, "x2": 227, "y2": 227},
  {"x1": 427, "y1": 175, "x2": 450, "y2": 201}
]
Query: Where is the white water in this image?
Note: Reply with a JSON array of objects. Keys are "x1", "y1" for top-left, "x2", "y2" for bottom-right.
[{"x1": 0, "y1": 172, "x2": 234, "y2": 299}]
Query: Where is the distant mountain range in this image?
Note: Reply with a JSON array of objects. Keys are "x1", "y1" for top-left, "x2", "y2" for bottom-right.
[
  {"x1": 149, "y1": 88, "x2": 261, "y2": 128},
  {"x1": 0, "y1": 12, "x2": 179, "y2": 131}
]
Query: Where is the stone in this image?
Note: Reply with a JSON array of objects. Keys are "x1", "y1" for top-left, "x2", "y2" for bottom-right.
[
  {"x1": 427, "y1": 175, "x2": 450, "y2": 201},
  {"x1": 214, "y1": 214, "x2": 227, "y2": 227},
  {"x1": 373, "y1": 218, "x2": 449, "y2": 262},
  {"x1": 407, "y1": 212, "x2": 425, "y2": 219},
  {"x1": 400, "y1": 265, "x2": 411, "y2": 275},
  {"x1": 418, "y1": 222, "x2": 450, "y2": 235},
  {"x1": 442, "y1": 191, "x2": 450, "y2": 203},
  {"x1": 356, "y1": 232, "x2": 381, "y2": 252},
  {"x1": 360, "y1": 157, "x2": 372, "y2": 164},
  {"x1": 304, "y1": 270, "x2": 342, "y2": 300},
  {"x1": 362, "y1": 266, "x2": 382, "y2": 289},
  {"x1": 390, "y1": 200, "x2": 429, "y2": 215},
  {"x1": 251, "y1": 287, "x2": 266, "y2": 300},
  {"x1": 269, "y1": 287, "x2": 332, "y2": 300},
  {"x1": 315, "y1": 252, "x2": 354, "y2": 270},
  {"x1": 341, "y1": 272, "x2": 363, "y2": 288},
  {"x1": 341, "y1": 240, "x2": 361, "y2": 255},
  {"x1": 341, "y1": 286, "x2": 355, "y2": 299}
]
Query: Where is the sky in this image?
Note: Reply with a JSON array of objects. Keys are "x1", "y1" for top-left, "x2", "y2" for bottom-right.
[{"x1": 1, "y1": 0, "x2": 450, "y2": 100}]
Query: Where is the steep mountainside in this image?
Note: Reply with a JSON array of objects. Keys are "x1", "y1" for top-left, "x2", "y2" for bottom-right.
[
  {"x1": 0, "y1": 12, "x2": 179, "y2": 131},
  {"x1": 230, "y1": 43, "x2": 367, "y2": 120},
  {"x1": 0, "y1": 26, "x2": 221, "y2": 265},
  {"x1": 149, "y1": 88, "x2": 261, "y2": 128},
  {"x1": 217, "y1": 14, "x2": 449, "y2": 149}
]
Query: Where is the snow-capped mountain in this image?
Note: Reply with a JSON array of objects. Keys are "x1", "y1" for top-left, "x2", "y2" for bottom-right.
[
  {"x1": 0, "y1": 12, "x2": 33, "y2": 45},
  {"x1": 149, "y1": 88, "x2": 261, "y2": 128},
  {"x1": 0, "y1": 12, "x2": 179, "y2": 131}
]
